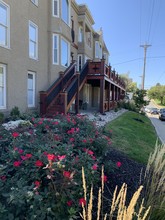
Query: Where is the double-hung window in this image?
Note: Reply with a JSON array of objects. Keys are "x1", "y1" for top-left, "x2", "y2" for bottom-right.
[
  {"x1": 0, "y1": 64, "x2": 6, "y2": 109},
  {"x1": 61, "y1": 0, "x2": 69, "y2": 25},
  {"x1": 53, "y1": 34, "x2": 59, "y2": 65},
  {"x1": 61, "y1": 38, "x2": 70, "y2": 67},
  {"x1": 29, "y1": 21, "x2": 38, "y2": 60},
  {"x1": 52, "y1": 0, "x2": 59, "y2": 17},
  {"x1": 27, "y1": 71, "x2": 35, "y2": 107},
  {"x1": 0, "y1": 1, "x2": 10, "y2": 48}
]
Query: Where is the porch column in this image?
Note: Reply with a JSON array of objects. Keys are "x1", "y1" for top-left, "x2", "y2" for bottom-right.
[
  {"x1": 111, "y1": 85, "x2": 115, "y2": 101},
  {"x1": 100, "y1": 79, "x2": 105, "y2": 114},
  {"x1": 75, "y1": 72, "x2": 80, "y2": 114},
  {"x1": 107, "y1": 83, "x2": 111, "y2": 111}
]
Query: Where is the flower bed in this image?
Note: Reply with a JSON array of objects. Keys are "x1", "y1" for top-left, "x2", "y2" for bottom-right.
[{"x1": 0, "y1": 113, "x2": 112, "y2": 219}]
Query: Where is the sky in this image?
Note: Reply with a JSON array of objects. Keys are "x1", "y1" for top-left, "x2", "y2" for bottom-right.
[{"x1": 76, "y1": 0, "x2": 165, "y2": 89}]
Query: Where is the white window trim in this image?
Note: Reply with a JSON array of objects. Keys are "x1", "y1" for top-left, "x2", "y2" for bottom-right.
[
  {"x1": 61, "y1": 37, "x2": 70, "y2": 67},
  {"x1": 29, "y1": 21, "x2": 38, "y2": 60},
  {"x1": 61, "y1": 0, "x2": 70, "y2": 27},
  {"x1": 78, "y1": 26, "x2": 83, "y2": 42},
  {"x1": 52, "y1": 34, "x2": 59, "y2": 65},
  {"x1": 0, "y1": 1, "x2": 10, "y2": 48},
  {"x1": 27, "y1": 71, "x2": 35, "y2": 108},
  {"x1": 0, "y1": 63, "x2": 6, "y2": 109},
  {"x1": 31, "y1": 0, "x2": 38, "y2": 6},
  {"x1": 52, "y1": 0, "x2": 59, "y2": 17},
  {"x1": 95, "y1": 41, "x2": 99, "y2": 58}
]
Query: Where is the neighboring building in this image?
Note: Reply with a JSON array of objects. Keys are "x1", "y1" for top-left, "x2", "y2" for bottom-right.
[{"x1": 0, "y1": 0, "x2": 125, "y2": 116}]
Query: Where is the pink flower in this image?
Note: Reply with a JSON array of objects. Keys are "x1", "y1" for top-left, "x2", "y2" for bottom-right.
[
  {"x1": 58, "y1": 155, "x2": 66, "y2": 161},
  {"x1": 67, "y1": 200, "x2": 73, "y2": 206},
  {"x1": 47, "y1": 154, "x2": 55, "y2": 161},
  {"x1": 82, "y1": 139, "x2": 87, "y2": 143},
  {"x1": 79, "y1": 198, "x2": 86, "y2": 206},
  {"x1": 87, "y1": 150, "x2": 94, "y2": 155},
  {"x1": 92, "y1": 164, "x2": 98, "y2": 170},
  {"x1": 0, "y1": 176, "x2": 6, "y2": 181},
  {"x1": 12, "y1": 132, "x2": 19, "y2": 138},
  {"x1": 63, "y1": 171, "x2": 71, "y2": 179},
  {"x1": 18, "y1": 149, "x2": 24, "y2": 154},
  {"x1": 101, "y1": 175, "x2": 108, "y2": 182},
  {"x1": 13, "y1": 161, "x2": 21, "y2": 167},
  {"x1": 69, "y1": 137, "x2": 75, "y2": 142},
  {"x1": 21, "y1": 155, "x2": 27, "y2": 160},
  {"x1": 34, "y1": 180, "x2": 40, "y2": 188},
  {"x1": 26, "y1": 154, "x2": 32, "y2": 159},
  {"x1": 116, "y1": 161, "x2": 122, "y2": 168},
  {"x1": 35, "y1": 160, "x2": 44, "y2": 167}
]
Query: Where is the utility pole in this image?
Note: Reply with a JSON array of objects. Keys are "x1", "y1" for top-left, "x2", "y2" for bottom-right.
[{"x1": 140, "y1": 43, "x2": 151, "y2": 90}]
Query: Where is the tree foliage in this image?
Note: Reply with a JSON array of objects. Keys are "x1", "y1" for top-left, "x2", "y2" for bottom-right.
[
  {"x1": 148, "y1": 85, "x2": 165, "y2": 104},
  {"x1": 133, "y1": 89, "x2": 148, "y2": 111},
  {"x1": 120, "y1": 73, "x2": 137, "y2": 92}
]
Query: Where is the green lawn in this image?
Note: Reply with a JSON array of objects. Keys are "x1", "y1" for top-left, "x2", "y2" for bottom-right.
[{"x1": 104, "y1": 111, "x2": 160, "y2": 164}]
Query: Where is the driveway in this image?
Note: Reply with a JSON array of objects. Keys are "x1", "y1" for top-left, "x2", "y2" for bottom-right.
[{"x1": 147, "y1": 113, "x2": 165, "y2": 144}]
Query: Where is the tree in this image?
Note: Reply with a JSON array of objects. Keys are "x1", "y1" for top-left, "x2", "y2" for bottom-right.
[
  {"x1": 120, "y1": 73, "x2": 137, "y2": 92},
  {"x1": 133, "y1": 89, "x2": 149, "y2": 111},
  {"x1": 148, "y1": 85, "x2": 165, "y2": 104}
]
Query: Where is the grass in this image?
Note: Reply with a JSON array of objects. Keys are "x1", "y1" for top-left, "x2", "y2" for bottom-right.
[
  {"x1": 104, "y1": 111, "x2": 160, "y2": 164},
  {"x1": 153, "y1": 99, "x2": 165, "y2": 107}
]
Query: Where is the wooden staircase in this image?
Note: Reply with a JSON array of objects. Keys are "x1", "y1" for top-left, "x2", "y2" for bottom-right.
[{"x1": 40, "y1": 61, "x2": 89, "y2": 115}]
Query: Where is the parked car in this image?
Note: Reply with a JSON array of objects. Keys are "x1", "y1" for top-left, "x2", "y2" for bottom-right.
[
  {"x1": 159, "y1": 111, "x2": 165, "y2": 121},
  {"x1": 150, "y1": 108, "x2": 159, "y2": 114},
  {"x1": 159, "y1": 108, "x2": 165, "y2": 114}
]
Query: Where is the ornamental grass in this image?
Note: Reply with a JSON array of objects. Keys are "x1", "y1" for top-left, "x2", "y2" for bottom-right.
[{"x1": 80, "y1": 167, "x2": 151, "y2": 220}]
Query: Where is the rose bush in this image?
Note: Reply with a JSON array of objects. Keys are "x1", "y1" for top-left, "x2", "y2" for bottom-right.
[{"x1": 0, "y1": 113, "x2": 111, "y2": 219}]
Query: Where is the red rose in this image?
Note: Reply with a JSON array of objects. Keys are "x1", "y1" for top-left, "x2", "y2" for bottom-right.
[
  {"x1": 34, "y1": 180, "x2": 40, "y2": 187},
  {"x1": 13, "y1": 161, "x2": 21, "y2": 167},
  {"x1": 12, "y1": 132, "x2": 19, "y2": 138},
  {"x1": 47, "y1": 154, "x2": 55, "y2": 161},
  {"x1": 35, "y1": 160, "x2": 44, "y2": 167},
  {"x1": 63, "y1": 171, "x2": 71, "y2": 179},
  {"x1": 116, "y1": 161, "x2": 122, "y2": 168},
  {"x1": 67, "y1": 200, "x2": 73, "y2": 206},
  {"x1": 79, "y1": 198, "x2": 86, "y2": 206}
]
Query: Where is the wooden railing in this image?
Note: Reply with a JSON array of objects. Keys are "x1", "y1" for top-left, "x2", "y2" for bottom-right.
[{"x1": 40, "y1": 61, "x2": 76, "y2": 115}]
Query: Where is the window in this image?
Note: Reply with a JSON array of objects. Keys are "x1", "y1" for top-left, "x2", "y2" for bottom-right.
[
  {"x1": 77, "y1": 54, "x2": 82, "y2": 72},
  {"x1": 62, "y1": 0, "x2": 69, "y2": 25},
  {"x1": 31, "y1": 0, "x2": 38, "y2": 6},
  {"x1": 95, "y1": 41, "x2": 102, "y2": 59},
  {"x1": 78, "y1": 26, "x2": 83, "y2": 42},
  {"x1": 95, "y1": 41, "x2": 99, "y2": 58},
  {"x1": 52, "y1": 0, "x2": 59, "y2": 17},
  {"x1": 61, "y1": 38, "x2": 70, "y2": 67},
  {"x1": 27, "y1": 71, "x2": 35, "y2": 107},
  {"x1": 0, "y1": 1, "x2": 10, "y2": 48},
  {"x1": 29, "y1": 21, "x2": 38, "y2": 60},
  {"x1": 0, "y1": 64, "x2": 6, "y2": 109},
  {"x1": 86, "y1": 31, "x2": 91, "y2": 48},
  {"x1": 53, "y1": 34, "x2": 59, "y2": 64}
]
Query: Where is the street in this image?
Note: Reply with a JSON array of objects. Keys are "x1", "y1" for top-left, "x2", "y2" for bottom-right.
[{"x1": 146, "y1": 102, "x2": 165, "y2": 144}]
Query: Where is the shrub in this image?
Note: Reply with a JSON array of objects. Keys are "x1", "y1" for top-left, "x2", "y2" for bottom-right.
[
  {"x1": 0, "y1": 113, "x2": 111, "y2": 219},
  {"x1": 0, "y1": 112, "x2": 4, "y2": 124},
  {"x1": 10, "y1": 106, "x2": 20, "y2": 120}
]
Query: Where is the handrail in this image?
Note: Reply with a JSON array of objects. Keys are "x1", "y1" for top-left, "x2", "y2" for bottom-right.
[{"x1": 46, "y1": 61, "x2": 76, "y2": 107}]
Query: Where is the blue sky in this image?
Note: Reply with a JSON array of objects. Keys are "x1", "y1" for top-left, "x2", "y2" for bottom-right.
[{"x1": 76, "y1": 0, "x2": 165, "y2": 89}]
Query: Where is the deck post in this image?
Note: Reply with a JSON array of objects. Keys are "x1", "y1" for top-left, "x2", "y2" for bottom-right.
[
  {"x1": 75, "y1": 72, "x2": 80, "y2": 114},
  {"x1": 100, "y1": 79, "x2": 105, "y2": 114}
]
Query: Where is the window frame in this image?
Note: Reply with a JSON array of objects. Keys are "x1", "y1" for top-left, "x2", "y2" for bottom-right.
[
  {"x1": 27, "y1": 71, "x2": 36, "y2": 108},
  {"x1": 29, "y1": 20, "x2": 38, "y2": 60},
  {"x1": 61, "y1": 37, "x2": 70, "y2": 67},
  {"x1": 52, "y1": 34, "x2": 59, "y2": 65},
  {"x1": 0, "y1": 1, "x2": 10, "y2": 48},
  {"x1": 52, "y1": 0, "x2": 59, "y2": 17},
  {"x1": 61, "y1": 0, "x2": 70, "y2": 26},
  {"x1": 78, "y1": 26, "x2": 83, "y2": 42},
  {"x1": 31, "y1": 0, "x2": 38, "y2": 6},
  {"x1": 0, "y1": 63, "x2": 6, "y2": 109}
]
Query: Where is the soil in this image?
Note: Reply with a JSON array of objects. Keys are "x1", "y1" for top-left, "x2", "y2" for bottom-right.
[{"x1": 103, "y1": 147, "x2": 146, "y2": 205}]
